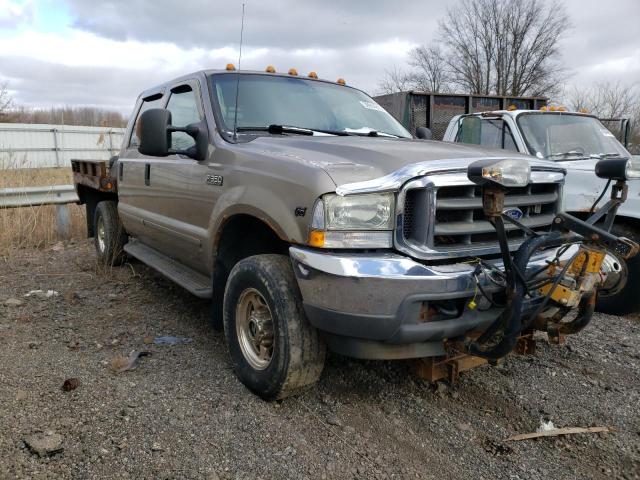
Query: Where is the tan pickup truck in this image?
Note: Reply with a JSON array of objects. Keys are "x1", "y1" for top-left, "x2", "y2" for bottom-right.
[{"x1": 72, "y1": 67, "x2": 638, "y2": 399}]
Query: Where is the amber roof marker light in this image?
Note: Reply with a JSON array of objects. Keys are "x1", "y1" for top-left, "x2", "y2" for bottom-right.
[
  {"x1": 265, "y1": 65, "x2": 276, "y2": 73},
  {"x1": 336, "y1": 78, "x2": 346, "y2": 85},
  {"x1": 308, "y1": 71, "x2": 318, "y2": 79}
]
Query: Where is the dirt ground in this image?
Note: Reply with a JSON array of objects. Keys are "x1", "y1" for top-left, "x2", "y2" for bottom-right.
[{"x1": 1, "y1": 240, "x2": 639, "y2": 480}]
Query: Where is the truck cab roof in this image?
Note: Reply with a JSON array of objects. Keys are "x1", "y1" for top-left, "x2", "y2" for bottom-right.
[{"x1": 139, "y1": 69, "x2": 358, "y2": 101}]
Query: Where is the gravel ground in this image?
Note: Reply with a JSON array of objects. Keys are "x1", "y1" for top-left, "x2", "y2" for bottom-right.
[{"x1": 1, "y1": 240, "x2": 639, "y2": 480}]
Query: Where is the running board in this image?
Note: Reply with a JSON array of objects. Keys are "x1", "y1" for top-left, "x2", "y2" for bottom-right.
[{"x1": 124, "y1": 241, "x2": 212, "y2": 298}]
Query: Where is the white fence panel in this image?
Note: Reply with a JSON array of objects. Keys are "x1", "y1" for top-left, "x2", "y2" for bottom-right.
[{"x1": 0, "y1": 123, "x2": 126, "y2": 169}]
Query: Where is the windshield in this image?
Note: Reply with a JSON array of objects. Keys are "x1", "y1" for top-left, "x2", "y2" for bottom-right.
[
  {"x1": 210, "y1": 73, "x2": 411, "y2": 138},
  {"x1": 516, "y1": 113, "x2": 629, "y2": 160}
]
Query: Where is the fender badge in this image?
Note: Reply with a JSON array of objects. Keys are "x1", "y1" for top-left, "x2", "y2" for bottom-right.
[{"x1": 503, "y1": 207, "x2": 524, "y2": 221}]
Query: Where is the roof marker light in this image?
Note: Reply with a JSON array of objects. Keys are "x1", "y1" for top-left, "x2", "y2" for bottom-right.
[
  {"x1": 507, "y1": 104, "x2": 517, "y2": 111},
  {"x1": 226, "y1": 63, "x2": 236, "y2": 71},
  {"x1": 288, "y1": 68, "x2": 298, "y2": 76},
  {"x1": 308, "y1": 71, "x2": 318, "y2": 79},
  {"x1": 336, "y1": 78, "x2": 346, "y2": 85},
  {"x1": 540, "y1": 106, "x2": 548, "y2": 111},
  {"x1": 265, "y1": 65, "x2": 276, "y2": 73}
]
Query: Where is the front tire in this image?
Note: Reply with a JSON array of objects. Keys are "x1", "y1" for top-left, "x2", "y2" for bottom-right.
[
  {"x1": 597, "y1": 223, "x2": 640, "y2": 315},
  {"x1": 223, "y1": 254, "x2": 325, "y2": 400},
  {"x1": 93, "y1": 200, "x2": 127, "y2": 266}
]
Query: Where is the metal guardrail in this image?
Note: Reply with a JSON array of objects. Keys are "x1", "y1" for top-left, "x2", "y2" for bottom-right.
[{"x1": 0, "y1": 184, "x2": 78, "y2": 208}]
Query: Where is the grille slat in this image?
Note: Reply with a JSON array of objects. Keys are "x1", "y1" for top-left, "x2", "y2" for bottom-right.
[
  {"x1": 434, "y1": 213, "x2": 555, "y2": 236},
  {"x1": 436, "y1": 192, "x2": 558, "y2": 210}
]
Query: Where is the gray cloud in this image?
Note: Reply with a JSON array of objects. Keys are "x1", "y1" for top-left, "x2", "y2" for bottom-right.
[
  {"x1": 1, "y1": 0, "x2": 638, "y2": 112},
  {"x1": 65, "y1": 0, "x2": 445, "y2": 49}
]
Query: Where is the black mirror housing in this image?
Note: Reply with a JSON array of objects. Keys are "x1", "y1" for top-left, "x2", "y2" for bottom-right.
[
  {"x1": 415, "y1": 127, "x2": 432, "y2": 140},
  {"x1": 138, "y1": 109, "x2": 209, "y2": 161},
  {"x1": 138, "y1": 108, "x2": 171, "y2": 157}
]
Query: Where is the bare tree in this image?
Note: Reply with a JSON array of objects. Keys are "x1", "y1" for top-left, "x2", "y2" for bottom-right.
[
  {"x1": 377, "y1": 66, "x2": 414, "y2": 95},
  {"x1": 437, "y1": 0, "x2": 569, "y2": 96},
  {"x1": 408, "y1": 45, "x2": 451, "y2": 92},
  {"x1": 567, "y1": 81, "x2": 639, "y2": 118},
  {"x1": 0, "y1": 81, "x2": 13, "y2": 118}
]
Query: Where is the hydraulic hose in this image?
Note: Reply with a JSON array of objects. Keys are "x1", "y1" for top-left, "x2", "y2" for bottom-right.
[
  {"x1": 547, "y1": 291, "x2": 596, "y2": 336},
  {"x1": 468, "y1": 231, "x2": 580, "y2": 360}
]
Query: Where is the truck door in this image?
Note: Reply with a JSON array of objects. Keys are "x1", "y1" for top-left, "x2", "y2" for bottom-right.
[
  {"x1": 137, "y1": 80, "x2": 212, "y2": 272},
  {"x1": 117, "y1": 90, "x2": 166, "y2": 243}
]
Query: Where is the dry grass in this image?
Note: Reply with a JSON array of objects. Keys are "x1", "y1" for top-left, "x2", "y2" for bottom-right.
[
  {"x1": 0, "y1": 167, "x2": 86, "y2": 255},
  {"x1": 1, "y1": 167, "x2": 73, "y2": 187}
]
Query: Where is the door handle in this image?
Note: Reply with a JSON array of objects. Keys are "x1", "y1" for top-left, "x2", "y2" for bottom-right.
[
  {"x1": 119, "y1": 162, "x2": 124, "y2": 181},
  {"x1": 144, "y1": 164, "x2": 150, "y2": 186}
]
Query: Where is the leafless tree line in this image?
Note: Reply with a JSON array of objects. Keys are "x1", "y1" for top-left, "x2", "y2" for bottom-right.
[
  {"x1": 0, "y1": 81, "x2": 127, "y2": 127},
  {"x1": 567, "y1": 81, "x2": 639, "y2": 120},
  {"x1": 378, "y1": 0, "x2": 569, "y2": 97}
]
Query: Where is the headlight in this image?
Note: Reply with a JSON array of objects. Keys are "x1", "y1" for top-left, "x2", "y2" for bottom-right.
[
  {"x1": 467, "y1": 158, "x2": 531, "y2": 188},
  {"x1": 627, "y1": 157, "x2": 640, "y2": 179},
  {"x1": 308, "y1": 193, "x2": 395, "y2": 248}
]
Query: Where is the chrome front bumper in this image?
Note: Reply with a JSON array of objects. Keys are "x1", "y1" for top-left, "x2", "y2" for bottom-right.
[{"x1": 289, "y1": 245, "x2": 621, "y2": 359}]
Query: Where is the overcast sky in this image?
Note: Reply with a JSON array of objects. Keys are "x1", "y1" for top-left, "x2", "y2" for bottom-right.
[{"x1": 0, "y1": 0, "x2": 638, "y2": 115}]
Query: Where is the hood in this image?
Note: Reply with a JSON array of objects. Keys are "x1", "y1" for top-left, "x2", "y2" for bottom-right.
[{"x1": 240, "y1": 135, "x2": 543, "y2": 187}]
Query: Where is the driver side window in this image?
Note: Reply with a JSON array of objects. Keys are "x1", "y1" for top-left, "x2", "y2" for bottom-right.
[{"x1": 166, "y1": 86, "x2": 201, "y2": 150}]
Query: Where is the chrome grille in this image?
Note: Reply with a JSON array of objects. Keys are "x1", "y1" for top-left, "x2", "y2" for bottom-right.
[
  {"x1": 400, "y1": 176, "x2": 562, "y2": 260},
  {"x1": 433, "y1": 183, "x2": 558, "y2": 247}
]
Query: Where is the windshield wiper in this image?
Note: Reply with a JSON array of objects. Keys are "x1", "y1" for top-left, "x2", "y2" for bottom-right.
[
  {"x1": 235, "y1": 125, "x2": 352, "y2": 136},
  {"x1": 547, "y1": 151, "x2": 588, "y2": 160},
  {"x1": 589, "y1": 152, "x2": 625, "y2": 159},
  {"x1": 344, "y1": 128, "x2": 400, "y2": 138}
]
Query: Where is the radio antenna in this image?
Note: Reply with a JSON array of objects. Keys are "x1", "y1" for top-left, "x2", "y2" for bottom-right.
[{"x1": 232, "y1": 3, "x2": 246, "y2": 142}]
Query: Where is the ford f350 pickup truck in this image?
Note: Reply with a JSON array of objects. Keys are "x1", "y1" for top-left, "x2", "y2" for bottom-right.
[
  {"x1": 72, "y1": 68, "x2": 639, "y2": 399},
  {"x1": 443, "y1": 109, "x2": 640, "y2": 314}
]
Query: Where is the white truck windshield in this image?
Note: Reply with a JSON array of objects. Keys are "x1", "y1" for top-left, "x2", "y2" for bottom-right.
[
  {"x1": 517, "y1": 113, "x2": 628, "y2": 160},
  {"x1": 211, "y1": 73, "x2": 412, "y2": 138}
]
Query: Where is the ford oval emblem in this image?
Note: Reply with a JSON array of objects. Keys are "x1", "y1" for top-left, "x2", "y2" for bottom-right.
[{"x1": 503, "y1": 207, "x2": 524, "y2": 220}]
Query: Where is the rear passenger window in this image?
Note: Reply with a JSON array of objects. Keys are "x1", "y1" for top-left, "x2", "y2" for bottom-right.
[
  {"x1": 129, "y1": 94, "x2": 164, "y2": 147},
  {"x1": 166, "y1": 86, "x2": 201, "y2": 151}
]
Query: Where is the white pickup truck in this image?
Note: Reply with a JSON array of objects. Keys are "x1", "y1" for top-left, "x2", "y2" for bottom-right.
[{"x1": 443, "y1": 110, "x2": 640, "y2": 315}]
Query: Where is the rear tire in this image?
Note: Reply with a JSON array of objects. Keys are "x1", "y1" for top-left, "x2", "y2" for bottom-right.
[
  {"x1": 93, "y1": 201, "x2": 127, "y2": 266},
  {"x1": 223, "y1": 254, "x2": 325, "y2": 400},
  {"x1": 597, "y1": 223, "x2": 640, "y2": 315}
]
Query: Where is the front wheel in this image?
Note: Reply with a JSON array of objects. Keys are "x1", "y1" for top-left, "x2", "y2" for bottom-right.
[
  {"x1": 597, "y1": 223, "x2": 640, "y2": 315},
  {"x1": 223, "y1": 254, "x2": 325, "y2": 400}
]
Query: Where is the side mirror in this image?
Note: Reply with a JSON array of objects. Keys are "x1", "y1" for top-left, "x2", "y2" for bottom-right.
[
  {"x1": 595, "y1": 157, "x2": 640, "y2": 181},
  {"x1": 138, "y1": 108, "x2": 171, "y2": 157},
  {"x1": 415, "y1": 127, "x2": 432, "y2": 140},
  {"x1": 138, "y1": 108, "x2": 209, "y2": 161}
]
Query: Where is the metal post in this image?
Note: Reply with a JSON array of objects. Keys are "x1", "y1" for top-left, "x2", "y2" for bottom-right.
[
  {"x1": 55, "y1": 204, "x2": 71, "y2": 238},
  {"x1": 52, "y1": 128, "x2": 60, "y2": 167}
]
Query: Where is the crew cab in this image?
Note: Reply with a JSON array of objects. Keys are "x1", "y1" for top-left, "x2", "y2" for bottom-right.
[
  {"x1": 443, "y1": 109, "x2": 640, "y2": 314},
  {"x1": 71, "y1": 68, "x2": 636, "y2": 399}
]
